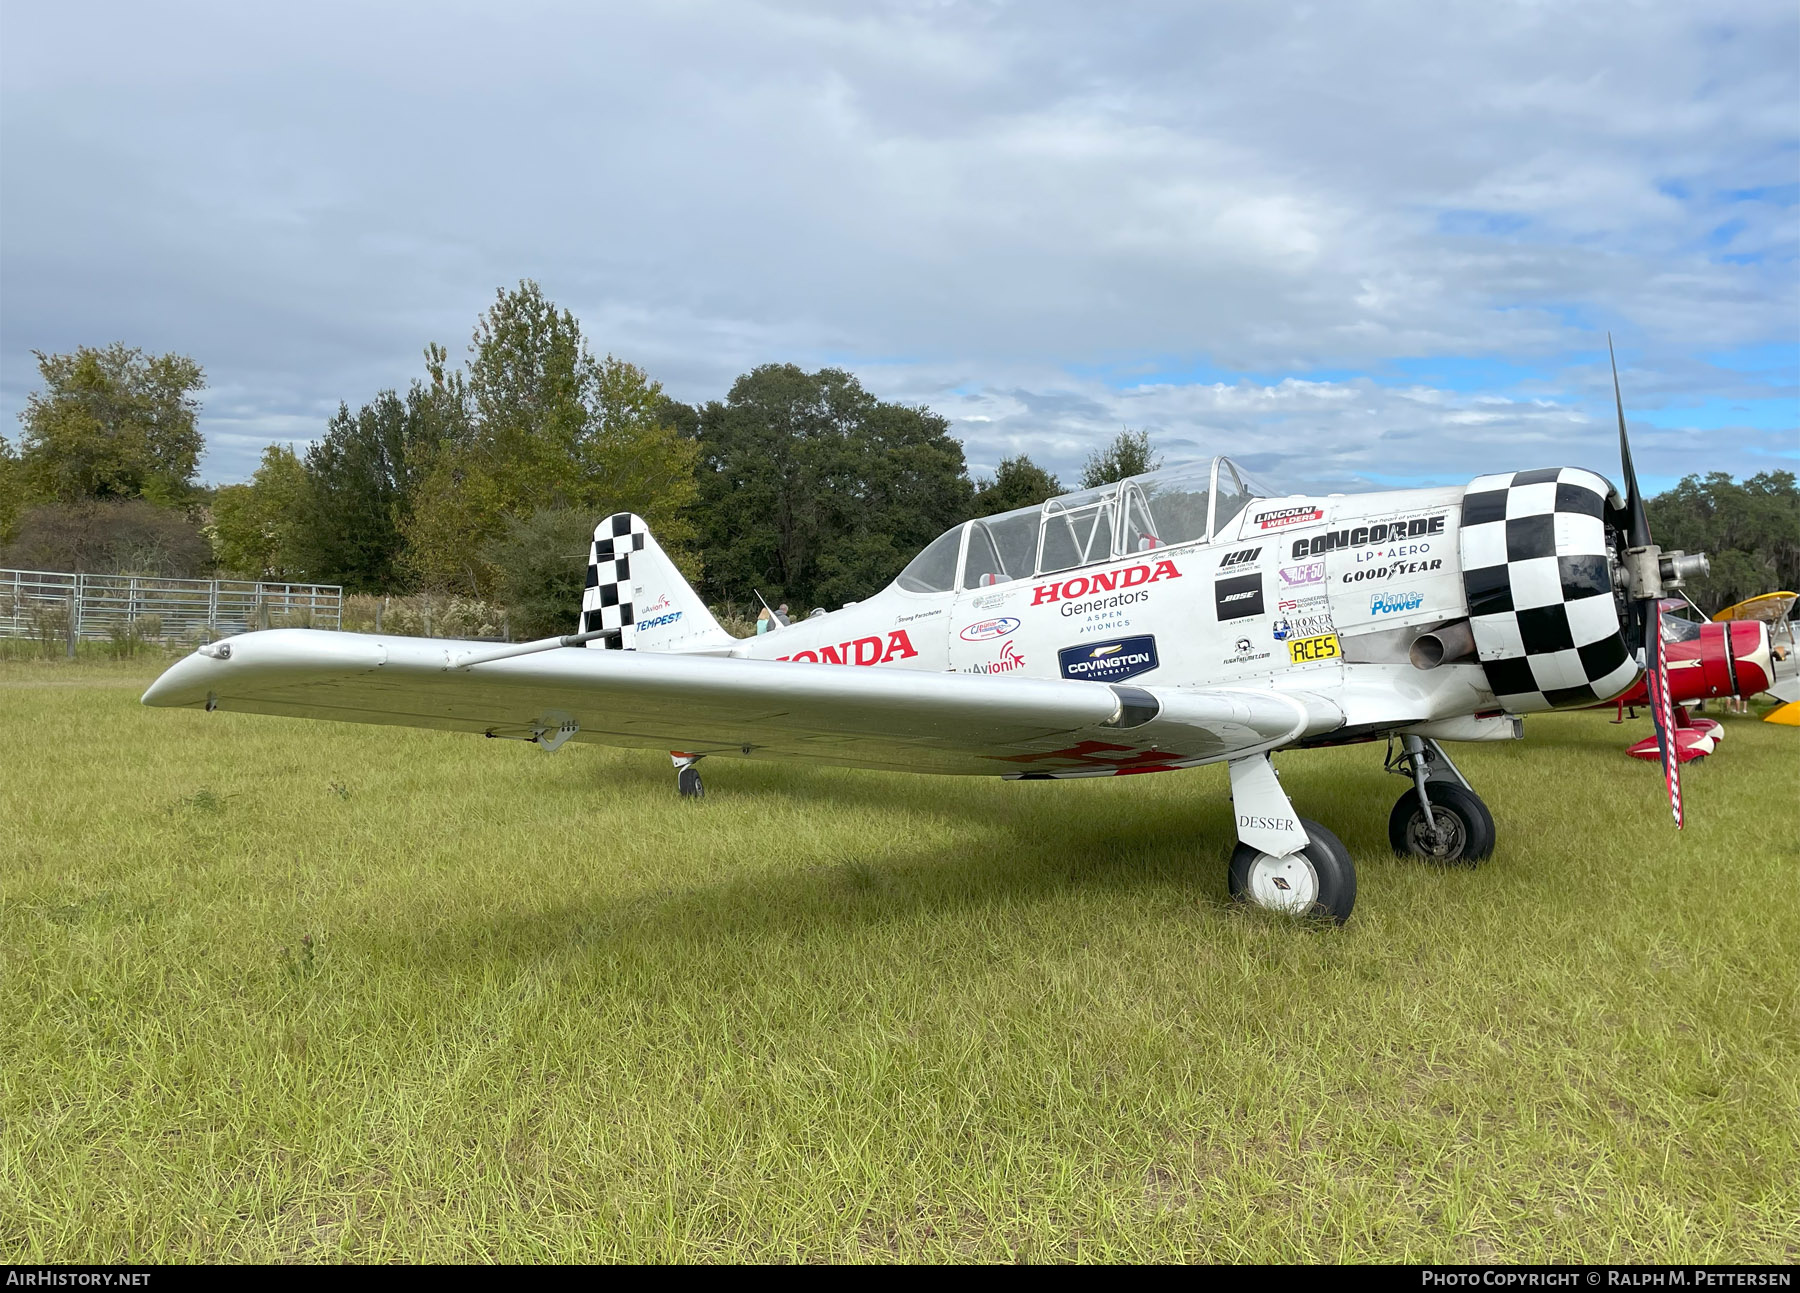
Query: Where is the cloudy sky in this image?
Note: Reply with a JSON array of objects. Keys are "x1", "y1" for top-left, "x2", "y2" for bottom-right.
[{"x1": 2, "y1": 0, "x2": 1795, "y2": 493}]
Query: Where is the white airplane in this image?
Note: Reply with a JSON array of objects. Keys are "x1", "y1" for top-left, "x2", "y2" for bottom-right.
[{"x1": 144, "y1": 360, "x2": 1729, "y2": 923}]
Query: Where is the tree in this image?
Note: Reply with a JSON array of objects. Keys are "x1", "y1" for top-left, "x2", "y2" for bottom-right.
[
  {"x1": 209, "y1": 445, "x2": 309, "y2": 579},
  {"x1": 0, "y1": 436, "x2": 24, "y2": 544},
  {"x1": 972, "y1": 454, "x2": 1063, "y2": 516},
  {"x1": 1646, "y1": 471, "x2": 1800, "y2": 612},
  {"x1": 1078, "y1": 428, "x2": 1159, "y2": 490},
  {"x1": 693, "y1": 365, "x2": 972, "y2": 609},
  {"x1": 17, "y1": 344, "x2": 205, "y2": 504},
  {"x1": 1, "y1": 499, "x2": 211, "y2": 576},
  {"x1": 403, "y1": 284, "x2": 699, "y2": 595},
  {"x1": 296, "y1": 389, "x2": 435, "y2": 592},
  {"x1": 482, "y1": 506, "x2": 596, "y2": 640}
]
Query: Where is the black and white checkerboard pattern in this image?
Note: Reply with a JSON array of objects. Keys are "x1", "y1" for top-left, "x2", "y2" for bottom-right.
[
  {"x1": 579, "y1": 513, "x2": 648, "y2": 650},
  {"x1": 1459, "y1": 467, "x2": 1639, "y2": 712}
]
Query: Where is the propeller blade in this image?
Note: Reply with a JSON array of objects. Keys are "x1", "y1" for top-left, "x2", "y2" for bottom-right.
[
  {"x1": 1609, "y1": 334, "x2": 1653, "y2": 549},
  {"x1": 1644, "y1": 602, "x2": 1684, "y2": 830}
]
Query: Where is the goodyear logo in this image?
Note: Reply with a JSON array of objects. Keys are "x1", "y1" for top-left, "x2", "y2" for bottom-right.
[{"x1": 1287, "y1": 633, "x2": 1341, "y2": 664}]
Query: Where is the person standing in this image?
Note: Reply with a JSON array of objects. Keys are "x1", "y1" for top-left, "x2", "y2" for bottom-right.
[{"x1": 755, "y1": 607, "x2": 772, "y2": 635}]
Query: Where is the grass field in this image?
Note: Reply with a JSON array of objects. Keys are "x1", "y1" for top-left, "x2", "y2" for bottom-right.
[{"x1": 2, "y1": 658, "x2": 1796, "y2": 1263}]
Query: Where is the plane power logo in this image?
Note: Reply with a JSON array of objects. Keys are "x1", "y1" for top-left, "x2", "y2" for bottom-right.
[
  {"x1": 1032, "y1": 560, "x2": 1181, "y2": 606},
  {"x1": 1058, "y1": 635, "x2": 1159, "y2": 682}
]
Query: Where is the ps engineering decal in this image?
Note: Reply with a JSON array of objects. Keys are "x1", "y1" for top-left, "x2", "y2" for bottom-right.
[
  {"x1": 1058, "y1": 635, "x2": 1160, "y2": 683},
  {"x1": 1214, "y1": 573, "x2": 1265, "y2": 621}
]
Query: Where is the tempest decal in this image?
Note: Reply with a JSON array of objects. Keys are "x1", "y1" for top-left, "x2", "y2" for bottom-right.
[
  {"x1": 1370, "y1": 591, "x2": 1426, "y2": 615},
  {"x1": 637, "y1": 611, "x2": 684, "y2": 630},
  {"x1": 1252, "y1": 506, "x2": 1324, "y2": 530},
  {"x1": 959, "y1": 616, "x2": 1021, "y2": 642},
  {"x1": 1288, "y1": 633, "x2": 1342, "y2": 664},
  {"x1": 1290, "y1": 514, "x2": 1445, "y2": 559},
  {"x1": 779, "y1": 630, "x2": 919, "y2": 665},
  {"x1": 1031, "y1": 559, "x2": 1180, "y2": 605},
  {"x1": 1058, "y1": 635, "x2": 1159, "y2": 682},
  {"x1": 1214, "y1": 573, "x2": 1265, "y2": 621}
]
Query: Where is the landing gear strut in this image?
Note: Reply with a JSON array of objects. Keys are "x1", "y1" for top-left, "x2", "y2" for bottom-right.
[
  {"x1": 1226, "y1": 754, "x2": 1357, "y2": 923},
  {"x1": 1385, "y1": 735, "x2": 1494, "y2": 864}
]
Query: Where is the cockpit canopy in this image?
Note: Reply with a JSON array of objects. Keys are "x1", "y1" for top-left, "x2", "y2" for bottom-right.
[{"x1": 893, "y1": 456, "x2": 1277, "y2": 595}]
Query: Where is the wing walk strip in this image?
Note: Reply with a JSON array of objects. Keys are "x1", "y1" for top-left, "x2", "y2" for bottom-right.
[{"x1": 143, "y1": 629, "x2": 1344, "y2": 778}]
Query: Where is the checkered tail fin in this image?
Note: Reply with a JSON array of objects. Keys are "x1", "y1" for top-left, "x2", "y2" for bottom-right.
[{"x1": 579, "y1": 514, "x2": 735, "y2": 654}]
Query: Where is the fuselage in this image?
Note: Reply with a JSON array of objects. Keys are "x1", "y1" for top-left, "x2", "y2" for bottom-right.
[{"x1": 669, "y1": 482, "x2": 1498, "y2": 738}]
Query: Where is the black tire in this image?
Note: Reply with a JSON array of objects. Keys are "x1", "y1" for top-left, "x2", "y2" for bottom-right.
[
  {"x1": 1387, "y1": 782, "x2": 1493, "y2": 865},
  {"x1": 677, "y1": 766, "x2": 704, "y2": 799},
  {"x1": 1228, "y1": 817, "x2": 1357, "y2": 925}
]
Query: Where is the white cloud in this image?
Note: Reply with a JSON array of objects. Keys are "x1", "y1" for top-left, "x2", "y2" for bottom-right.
[{"x1": 0, "y1": 0, "x2": 1792, "y2": 488}]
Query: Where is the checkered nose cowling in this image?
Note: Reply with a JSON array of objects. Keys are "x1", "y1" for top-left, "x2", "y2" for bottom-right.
[
  {"x1": 579, "y1": 513, "x2": 649, "y2": 650},
  {"x1": 1459, "y1": 467, "x2": 1640, "y2": 713}
]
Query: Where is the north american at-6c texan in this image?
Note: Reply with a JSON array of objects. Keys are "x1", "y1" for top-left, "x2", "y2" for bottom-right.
[{"x1": 144, "y1": 367, "x2": 1739, "y2": 924}]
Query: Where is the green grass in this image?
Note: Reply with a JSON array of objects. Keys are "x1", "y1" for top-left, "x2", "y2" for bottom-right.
[{"x1": 2, "y1": 659, "x2": 1796, "y2": 1263}]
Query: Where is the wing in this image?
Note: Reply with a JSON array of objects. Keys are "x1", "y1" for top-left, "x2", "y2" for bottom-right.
[{"x1": 142, "y1": 630, "x2": 1344, "y2": 777}]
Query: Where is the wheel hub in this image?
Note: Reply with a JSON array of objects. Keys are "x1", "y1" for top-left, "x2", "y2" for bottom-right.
[
  {"x1": 1246, "y1": 851, "x2": 1320, "y2": 914},
  {"x1": 1406, "y1": 808, "x2": 1465, "y2": 859}
]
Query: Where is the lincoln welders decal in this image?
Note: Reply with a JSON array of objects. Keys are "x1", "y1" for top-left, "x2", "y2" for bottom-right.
[
  {"x1": 1214, "y1": 572, "x2": 1265, "y2": 621},
  {"x1": 1058, "y1": 635, "x2": 1160, "y2": 682}
]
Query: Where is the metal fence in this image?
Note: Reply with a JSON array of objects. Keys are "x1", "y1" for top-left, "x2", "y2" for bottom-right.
[{"x1": 0, "y1": 568, "x2": 342, "y2": 645}]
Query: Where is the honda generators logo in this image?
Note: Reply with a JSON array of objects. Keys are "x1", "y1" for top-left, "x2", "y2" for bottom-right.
[
  {"x1": 1032, "y1": 559, "x2": 1180, "y2": 605},
  {"x1": 1058, "y1": 635, "x2": 1160, "y2": 682},
  {"x1": 1214, "y1": 573, "x2": 1265, "y2": 621}
]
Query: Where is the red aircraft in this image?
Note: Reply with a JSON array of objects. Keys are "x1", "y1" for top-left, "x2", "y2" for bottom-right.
[{"x1": 1610, "y1": 600, "x2": 1775, "y2": 762}]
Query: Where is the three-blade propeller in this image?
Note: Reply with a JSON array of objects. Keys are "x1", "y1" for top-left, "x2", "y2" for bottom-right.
[{"x1": 1609, "y1": 337, "x2": 1683, "y2": 829}]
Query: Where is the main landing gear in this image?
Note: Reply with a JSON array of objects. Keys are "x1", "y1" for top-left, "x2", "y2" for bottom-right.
[
  {"x1": 672, "y1": 752, "x2": 704, "y2": 799},
  {"x1": 1384, "y1": 735, "x2": 1494, "y2": 865},
  {"x1": 1225, "y1": 754, "x2": 1357, "y2": 923}
]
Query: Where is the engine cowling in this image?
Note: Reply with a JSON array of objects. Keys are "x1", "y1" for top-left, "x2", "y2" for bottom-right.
[{"x1": 1457, "y1": 467, "x2": 1639, "y2": 713}]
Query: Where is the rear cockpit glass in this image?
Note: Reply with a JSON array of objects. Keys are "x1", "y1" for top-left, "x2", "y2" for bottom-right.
[{"x1": 899, "y1": 456, "x2": 1278, "y2": 595}]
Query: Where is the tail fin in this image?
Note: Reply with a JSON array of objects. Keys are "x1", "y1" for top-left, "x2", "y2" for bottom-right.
[{"x1": 579, "y1": 514, "x2": 736, "y2": 654}]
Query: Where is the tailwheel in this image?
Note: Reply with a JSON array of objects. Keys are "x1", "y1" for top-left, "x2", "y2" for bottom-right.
[
  {"x1": 1388, "y1": 783, "x2": 1494, "y2": 865},
  {"x1": 1228, "y1": 819, "x2": 1356, "y2": 925},
  {"x1": 677, "y1": 765, "x2": 704, "y2": 799}
]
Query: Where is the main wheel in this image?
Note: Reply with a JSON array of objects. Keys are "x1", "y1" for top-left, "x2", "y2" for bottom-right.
[
  {"x1": 1387, "y1": 782, "x2": 1493, "y2": 864},
  {"x1": 1228, "y1": 818, "x2": 1357, "y2": 924},
  {"x1": 677, "y1": 766, "x2": 704, "y2": 799}
]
